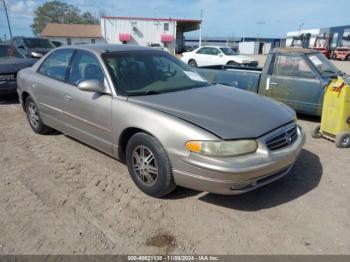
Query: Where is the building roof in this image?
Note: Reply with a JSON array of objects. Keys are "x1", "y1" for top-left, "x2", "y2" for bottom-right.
[
  {"x1": 41, "y1": 23, "x2": 102, "y2": 38},
  {"x1": 271, "y1": 47, "x2": 318, "y2": 54},
  {"x1": 56, "y1": 44, "x2": 153, "y2": 54},
  {"x1": 101, "y1": 16, "x2": 201, "y2": 23},
  {"x1": 101, "y1": 16, "x2": 201, "y2": 32}
]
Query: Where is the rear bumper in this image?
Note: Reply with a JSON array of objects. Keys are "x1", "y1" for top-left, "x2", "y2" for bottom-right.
[
  {"x1": 173, "y1": 123, "x2": 305, "y2": 195},
  {"x1": 0, "y1": 81, "x2": 17, "y2": 95}
]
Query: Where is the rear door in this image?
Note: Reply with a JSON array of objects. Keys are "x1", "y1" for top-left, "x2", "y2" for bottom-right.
[
  {"x1": 266, "y1": 54, "x2": 323, "y2": 114},
  {"x1": 62, "y1": 50, "x2": 113, "y2": 154},
  {"x1": 32, "y1": 49, "x2": 75, "y2": 131}
]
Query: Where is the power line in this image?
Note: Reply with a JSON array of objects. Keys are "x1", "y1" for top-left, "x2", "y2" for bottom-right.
[{"x1": 2, "y1": 0, "x2": 13, "y2": 40}]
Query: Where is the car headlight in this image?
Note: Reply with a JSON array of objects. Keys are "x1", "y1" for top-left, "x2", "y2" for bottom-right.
[{"x1": 185, "y1": 140, "x2": 258, "y2": 157}]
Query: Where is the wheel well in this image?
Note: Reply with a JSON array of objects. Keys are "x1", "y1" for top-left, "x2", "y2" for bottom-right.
[
  {"x1": 227, "y1": 61, "x2": 237, "y2": 65},
  {"x1": 118, "y1": 127, "x2": 147, "y2": 163},
  {"x1": 21, "y1": 92, "x2": 30, "y2": 111}
]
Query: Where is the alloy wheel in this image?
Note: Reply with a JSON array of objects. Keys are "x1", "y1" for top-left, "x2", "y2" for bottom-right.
[
  {"x1": 132, "y1": 145, "x2": 159, "y2": 186},
  {"x1": 28, "y1": 102, "x2": 39, "y2": 129}
]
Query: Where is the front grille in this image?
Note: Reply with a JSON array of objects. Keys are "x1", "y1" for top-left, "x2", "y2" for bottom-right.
[
  {"x1": 0, "y1": 74, "x2": 16, "y2": 81},
  {"x1": 266, "y1": 125, "x2": 298, "y2": 151}
]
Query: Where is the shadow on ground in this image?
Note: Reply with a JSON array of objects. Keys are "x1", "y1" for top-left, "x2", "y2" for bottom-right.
[
  {"x1": 297, "y1": 113, "x2": 320, "y2": 123},
  {"x1": 195, "y1": 149, "x2": 322, "y2": 210},
  {"x1": 0, "y1": 94, "x2": 19, "y2": 105}
]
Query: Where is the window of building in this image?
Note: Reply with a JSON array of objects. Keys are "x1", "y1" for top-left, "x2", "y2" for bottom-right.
[
  {"x1": 91, "y1": 39, "x2": 95, "y2": 44},
  {"x1": 67, "y1": 38, "x2": 72, "y2": 45},
  {"x1": 164, "y1": 23, "x2": 169, "y2": 31}
]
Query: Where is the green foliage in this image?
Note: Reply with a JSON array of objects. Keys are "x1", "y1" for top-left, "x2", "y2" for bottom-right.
[{"x1": 31, "y1": 0, "x2": 99, "y2": 35}]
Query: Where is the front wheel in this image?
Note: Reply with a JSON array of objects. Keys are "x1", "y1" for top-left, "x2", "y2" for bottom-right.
[
  {"x1": 25, "y1": 96, "x2": 52, "y2": 134},
  {"x1": 125, "y1": 133, "x2": 176, "y2": 197},
  {"x1": 311, "y1": 124, "x2": 323, "y2": 139},
  {"x1": 335, "y1": 132, "x2": 350, "y2": 148},
  {"x1": 188, "y1": 59, "x2": 197, "y2": 67}
]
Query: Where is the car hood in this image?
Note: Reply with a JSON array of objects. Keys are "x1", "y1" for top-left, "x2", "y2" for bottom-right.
[
  {"x1": 0, "y1": 58, "x2": 36, "y2": 74},
  {"x1": 128, "y1": 85, "x2": 296, "y2": 139},
  {"x1": 228, "y1": 55, "x2": 257, "y2": 63}
]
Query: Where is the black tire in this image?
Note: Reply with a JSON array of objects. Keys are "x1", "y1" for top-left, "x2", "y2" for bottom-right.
[
  {"x1": 188, "y1": 59, "x2": 197, "y2": 67},
  {"x1": 125, "y1": 132, "x2": 176, "y2": 197},
  {"x1": 347, "y1": 55, "x2": 350, "y2": 61},
  {"x1": 227, "y1": 61, "x2": 239, "y2": 66},
  {"x1": 25, "y1": 96, "x2": 52, "y2": 134},
  {"x1": 311, "y1": 124, "x2": 323, "y2": 139},
  {"x1": 331, "y1": 52, "x2": 337, "y2": 60},
  {"x1": 335, "y1": 132, "x2": 350, "y2": 148}
]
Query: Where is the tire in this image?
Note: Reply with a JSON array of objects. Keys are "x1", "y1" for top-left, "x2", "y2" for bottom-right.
[
  {"x1": 331, "y1": 52, "x2": 337, "y2": 60},
  {"x1": 311, "y1": 124, "x2": 323, "y2": 139},
  {"x1": 335, "y1": 132, "x2": 350, "y2": 148},
  {"x1": 347, "y1": 55, "x2": 350, "y2": 61},
  {"x1": 188, "y1": 59, "x2": 197, "y2": 67},
  {"x1": 25, "y1": 96, "x2": 52, "y2": 134},
  {"x1": 125, "y1": 132, "x2": 176, "y2": 197},
  {"x1": 227, "y1": 61, "x2": 239, "y2": 66}
]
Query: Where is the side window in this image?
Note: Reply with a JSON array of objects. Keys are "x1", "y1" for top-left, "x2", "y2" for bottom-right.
[
  {"x1": 196, "y1": 47, "x2": 209, "y2": 54},
  {"x1": 68, "y1": 50, "x2": 105, "y2": 85},
  {"x1": 164, "y1": 23, "x2": 169, "y2": 31},
  {"x1": 208, "y1": 48, "x2": 220, "y2": 56},
  {"x1": 38, "y1": 49, "x2": 74, "y2": 81},
  {"x1": 273, "y1": 55, "x2": 315, "y2": 79}
]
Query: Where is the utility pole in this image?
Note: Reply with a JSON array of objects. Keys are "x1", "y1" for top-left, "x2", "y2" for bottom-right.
[
  {"x1": 298, "y1": 23, "x2": 304, "y2": 34},
  {"x1": 2, "y1": 0, "x2": 13, "y2": 40},
  {"x1": 199, "y1": 9, "x2": 203, "y2": 47}
]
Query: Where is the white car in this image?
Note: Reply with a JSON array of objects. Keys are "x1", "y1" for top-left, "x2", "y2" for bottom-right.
[{"x1": 181, "y1": 46, "x2": 258, "y2": 67}]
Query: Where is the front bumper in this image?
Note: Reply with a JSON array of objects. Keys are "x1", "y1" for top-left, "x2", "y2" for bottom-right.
[
  {"x1": 173, "y1": 123, "x2": 305, "y2": 195},
  {"x1": 0, "y1": 81, "x2": 17, "y2": 95}
]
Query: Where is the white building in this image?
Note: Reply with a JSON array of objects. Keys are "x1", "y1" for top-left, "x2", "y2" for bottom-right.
[
  {"x1": 100, "y1": 16, "x2": 201, "y2": 53},
  {"x1": 41, "y1": 23, "x2": 105, "y2": 46}
]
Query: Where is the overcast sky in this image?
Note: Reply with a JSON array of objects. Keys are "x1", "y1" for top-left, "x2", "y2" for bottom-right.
[{"x1": 1, "y1": 0, "x2": 350, "y2": 39}]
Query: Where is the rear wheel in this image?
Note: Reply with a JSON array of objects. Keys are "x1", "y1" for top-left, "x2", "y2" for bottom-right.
[
  {"x1": 25, "y1": 96, "x2": 52, "y2": 134},
  {"x1": 188, "y1": 59, "x2": 197, "y2": 67},
  {"x1": 125, "y1": 133, "x2": 176, "y2": 197},
  {"x1": 335, "y1": 132, "x2": 350, "y2": 148},
  {"x1": 311, "y1": 124, "x2": 323, "y2": 139},
  {"x1": 227, "y1": 61, "x2": 239, "y2": 66}
]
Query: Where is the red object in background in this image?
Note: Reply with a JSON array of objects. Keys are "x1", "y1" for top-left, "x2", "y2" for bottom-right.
[
  {"x1": 119, "y1": 33, "x2": 132, "y2": 42},
  {"x1": 161, "y1": 34, "x2": 174, "y2": 43}
]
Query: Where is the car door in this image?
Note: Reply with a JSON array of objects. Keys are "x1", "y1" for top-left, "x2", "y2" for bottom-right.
[
  {"x1": 194, "y1": 47, "x2": 212, "y2": 66},
  {"x1": 63, "y1": 50, "x2": 113, "y2": 154},
  {"x1": 32, "y1": 49, "x2": 75, "y2": 132},
  {"x1": 266, "y1": 54, "x2": 323, "y2": 114}
]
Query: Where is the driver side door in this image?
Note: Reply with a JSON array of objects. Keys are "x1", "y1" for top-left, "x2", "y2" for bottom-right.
[
  {"x1": 267, "y1": 54, "x2": 323, "y2": 115},
  {"x1": 62, "y1": 50, "x2": 113, "y2": 154}
]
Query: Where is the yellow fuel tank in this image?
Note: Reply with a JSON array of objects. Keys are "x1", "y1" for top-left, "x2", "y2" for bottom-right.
[{"x1": 315, "y1": 76, "x2": 350, "y2": 148}]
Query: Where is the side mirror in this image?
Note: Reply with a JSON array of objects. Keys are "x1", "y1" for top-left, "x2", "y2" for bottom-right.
[
  {"x1": 218, "y1": 53, "x2": 224, "y2": 57},
  {"x1": 31, "y1": 51, "x2": 43, "y2": 58},
  {"x1": 78, "y1": 79, "x2": 107, "y2": 93}
]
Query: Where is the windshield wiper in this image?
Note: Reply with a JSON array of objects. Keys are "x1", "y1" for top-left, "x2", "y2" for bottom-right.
[{"x1": 126, "y1": 90, "x2": 162, "y2": 96}]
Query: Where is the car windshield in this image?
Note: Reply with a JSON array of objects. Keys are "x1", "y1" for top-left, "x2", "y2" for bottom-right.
[
  {"x1": 103, "y1": 51, "x2": 210, "y2": 96},
  {"x1": 24, "y1": 38, "x2": 54, "y2": 48},
  {"x1": 307, "y1": 53, "x2": 342, "y2": 76},
  {"x1": 220, "y1": 47, "x2": 238, "y2": 55},
  {"x1": 340, "y1": 39, "x2": 350, "y2": 47},
  {"x1": 0, "y1": 45, "x2": 24, "y2": 58}
]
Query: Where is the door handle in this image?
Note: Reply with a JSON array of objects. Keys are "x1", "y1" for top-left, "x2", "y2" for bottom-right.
[
  {"x1": 64, "y1": 95, "x2": 72, "y2": 101},
  {"x1": 32, "y1": 83, "x2": 40, "y2": 89},
  {"x1": 270, "y1": 82, "x2": 278, "y2": 86},
  {"x1": 231, "y1": 81, "x2": 239, "y2": 86}
]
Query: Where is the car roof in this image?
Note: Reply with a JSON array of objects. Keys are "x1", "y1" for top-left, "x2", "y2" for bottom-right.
[
  {"x1": 271, "y1": 47, "x2": 318, "y2": 55},
  {"x1": 55, "y1": 44, "x2": 155, "y2": 54}
]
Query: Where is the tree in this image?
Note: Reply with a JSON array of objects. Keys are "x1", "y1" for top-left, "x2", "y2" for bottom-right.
[{"x1": 31, "y1": 0, "x2": 99, "y2": 35}]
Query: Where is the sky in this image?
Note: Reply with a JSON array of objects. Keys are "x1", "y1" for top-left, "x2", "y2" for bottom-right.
[{"x1": 1, "y1": 0, "x2": 350, "y2": 39}]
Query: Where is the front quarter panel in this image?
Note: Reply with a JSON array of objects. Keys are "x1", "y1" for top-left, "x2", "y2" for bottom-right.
[{"x1": 111, "y1": 97, "x2": 219, "y2": 168}]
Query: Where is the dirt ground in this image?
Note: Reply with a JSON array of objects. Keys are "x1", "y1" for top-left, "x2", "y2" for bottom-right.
[{"x1": 0, "y1": 87, "x2": 350, "y2": 255}]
